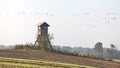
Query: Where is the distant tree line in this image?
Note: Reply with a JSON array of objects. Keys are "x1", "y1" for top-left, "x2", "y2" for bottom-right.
[
  {"x1": 0, "y1": 42, "x2": 120, "y2": 60},
  {"x1": 0, "y1": 45, "x2": 13, "y2": 49},
  {"x1": 52, "y1": 42, "x2": 120, "y2": 60}
]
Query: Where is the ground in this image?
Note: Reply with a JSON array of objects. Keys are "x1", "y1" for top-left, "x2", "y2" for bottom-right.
[
  {"x1": 0, "y1": 57, "x2": 93, "y2": 68},
  {"x1": 0, "y1": 49, "x2": 120, "y2": 68}
]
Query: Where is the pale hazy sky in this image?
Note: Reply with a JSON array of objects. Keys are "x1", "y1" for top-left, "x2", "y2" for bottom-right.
[{"x1": 0, "y1": 0, "x2": 120, "y2": 49}]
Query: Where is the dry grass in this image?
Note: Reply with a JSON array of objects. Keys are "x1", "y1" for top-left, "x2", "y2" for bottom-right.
[
  {"x1": 0, "y1": 49, "x2": 120, "y2": 68},
  {"x1": 0, "y1": 57, "x2": 94, "y2": 68}
]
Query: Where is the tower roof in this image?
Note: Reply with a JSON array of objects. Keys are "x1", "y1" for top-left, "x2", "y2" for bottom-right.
[{"x1": 37, "y1": 22, "x2": 50, "y2": 27}]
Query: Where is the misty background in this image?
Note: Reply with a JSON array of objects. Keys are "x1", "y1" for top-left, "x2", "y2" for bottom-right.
[{"x1": 0, "y1": 0, "x2": 120, "y2": 49}]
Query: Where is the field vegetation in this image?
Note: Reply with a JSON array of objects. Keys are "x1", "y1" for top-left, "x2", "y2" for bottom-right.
[
  {"x1": 0, "y1": 57, "x2": 95, "y2": 68},
  {"x1": 113, "y1": 59, "x2": 120, "y2": 63}
]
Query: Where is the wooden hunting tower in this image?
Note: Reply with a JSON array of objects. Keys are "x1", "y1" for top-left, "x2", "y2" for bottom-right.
[{"x1": 35, "y1": 22, "x2": 53, "y2": 51}]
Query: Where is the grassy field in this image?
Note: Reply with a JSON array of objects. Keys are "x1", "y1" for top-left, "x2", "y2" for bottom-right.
[
  {"x1": 113, "y1": 59, "x2": 120, "y2": 63},
  {"x1": 0, "y1": 57, "x2": 95, "y2": 68}
]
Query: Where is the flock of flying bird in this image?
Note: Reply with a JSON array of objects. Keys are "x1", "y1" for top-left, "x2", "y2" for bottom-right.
[{"x1": 3, "y1": 11, "x2": 120, "y2": 28}]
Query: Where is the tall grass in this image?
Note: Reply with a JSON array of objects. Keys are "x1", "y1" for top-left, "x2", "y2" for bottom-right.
[{"x1": 14, "y1": 43, "x2": 40, "y2": 50}]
